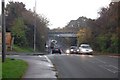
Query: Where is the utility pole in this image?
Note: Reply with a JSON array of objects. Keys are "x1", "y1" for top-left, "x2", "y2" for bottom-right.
[
  {"x1": 33, "y1": 0, "x2": 36, "y2": 52},
  {"x1": 2, "y1": 0, "x2": 6, "y2": 62}
]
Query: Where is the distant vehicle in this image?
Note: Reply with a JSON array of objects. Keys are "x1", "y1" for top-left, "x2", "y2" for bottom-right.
[
  {"x1": 51, "y1": 46, "x2": 62, "y2": 54},
  {"x1": 66, "y1": 46, "x2": 79, "y2": 54},
  {"x1": 79, "y1": 44, "x2": 93, "y2": 54}
]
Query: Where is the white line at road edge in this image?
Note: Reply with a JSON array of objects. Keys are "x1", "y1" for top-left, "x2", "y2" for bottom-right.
[
  {"x1": 44, "y1": 55, "x2": 58, "y2": 78},
  {"x1": 44, "y1": 55, "x2": 54, "y2": 67}
]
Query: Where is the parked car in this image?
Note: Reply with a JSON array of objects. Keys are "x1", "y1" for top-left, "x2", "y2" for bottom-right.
[{"x1": 79, "y1": 44, "x2": 93, "y2": 54}]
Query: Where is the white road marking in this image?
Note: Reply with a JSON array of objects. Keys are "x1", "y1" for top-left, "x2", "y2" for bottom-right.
[
  {"x1": 87, "y1": 56, "x2": 119, "y2": 74},
  {"x1": 88, "y1": 55, "x2": 94, "y2": 57},
  {"x1": 109, "y1": 56, "x2": 119, "y2": 58},
  {"x1": 100, "y1": 65, "x2": 116, "y2": 73},
  {"x1": 38, "y1": 55, "x2": 43, "y2": 57},
  {"x1": 109, "y1": 65, "x2": 119, "y2": 69},
  {"x1": 44, "y1": 55, "x2": 54, "y2": 67},
  {"x1": 95, "y1": 58, "x2": 106, "y2": 64},
  {"x1": 99, "y1": 65, "x2": 119, "y2": 73}
]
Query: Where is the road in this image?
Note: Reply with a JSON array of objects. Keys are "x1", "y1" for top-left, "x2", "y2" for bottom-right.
[{"x1": 47, "y1": 54, "x2": 120, "y2": 78}]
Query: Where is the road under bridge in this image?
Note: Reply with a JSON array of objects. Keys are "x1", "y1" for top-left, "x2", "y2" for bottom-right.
[
  {"x1": 48, "y1": 32, "x2": 77, "y2": 38},
  {"x1": 47, "y1": 32, "x2": 78, "y2": 50}
]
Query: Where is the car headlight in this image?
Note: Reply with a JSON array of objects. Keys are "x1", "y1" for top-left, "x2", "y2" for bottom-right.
[
  {"x1": 70, "y1": 49, "x2": 73, "y2": 51},
  {"x1": 77, "y1": 49, "x2": 80, "y2": 52},
  {"x1": 66, "y1": 49, "x2": 70, "y2": 53},
  {"x1": 90, "y1": 49, "x2": 93, "y2": 52}
]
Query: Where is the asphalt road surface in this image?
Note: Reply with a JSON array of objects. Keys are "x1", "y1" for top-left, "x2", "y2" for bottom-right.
[{"x1": 47, "y1": 54, "x2": 120, "y2": 78}]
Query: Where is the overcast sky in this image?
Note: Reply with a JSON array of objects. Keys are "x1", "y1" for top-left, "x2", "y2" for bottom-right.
[{"x1": 0, "y1": 0, "x2": 113, "y2": 29}]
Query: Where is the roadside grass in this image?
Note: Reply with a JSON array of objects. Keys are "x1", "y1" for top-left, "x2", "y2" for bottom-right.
[
  {"x1": 12, "y1": 45, "x2": 34, "y2": 53},
  {"x1": 2, "y1": 58, "x2": 28, "y2": 79}
]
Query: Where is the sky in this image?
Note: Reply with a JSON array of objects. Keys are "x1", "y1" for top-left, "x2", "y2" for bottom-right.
[{"x1": 0, "y1": 0, "x2": 113, "y2": 29}]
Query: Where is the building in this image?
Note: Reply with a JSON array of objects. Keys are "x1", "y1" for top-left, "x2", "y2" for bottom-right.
[{"x1": 0, "y1": 32, "x2": 13, "y2": 51}]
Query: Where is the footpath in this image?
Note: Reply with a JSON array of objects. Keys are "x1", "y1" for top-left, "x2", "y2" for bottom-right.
[{"x1": 7, "y1": 53, "x2": 57, "y2": 79}]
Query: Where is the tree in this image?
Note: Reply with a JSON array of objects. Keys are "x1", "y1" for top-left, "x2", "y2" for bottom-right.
[
  {"x1": 91, "y1": 2, "x2": 120, "y2": 53},
  {"x1": 11, "y1": 18, "x2": 28, "y2": 47},
  {"x1": 77, "y1": 27, "x2": 92, "y2": 45},
  {"x1": 5, "y1": 1, "x2": 49, "y2": 51},
  {"x1": 5, "y1": 2, "x2": 26, "y2": 32}
]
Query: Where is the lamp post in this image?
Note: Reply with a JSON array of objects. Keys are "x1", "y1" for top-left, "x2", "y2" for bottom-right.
[
  {"x1": 2, "y1": 0, "x2": 6, "y2": 62},
  {"x1": 33, "y1": 0, "x2": 36, "y2": 52}
]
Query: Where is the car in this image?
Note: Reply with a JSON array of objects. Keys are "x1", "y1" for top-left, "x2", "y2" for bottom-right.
[
  {"x1": 51, "y1": 47, "x2": 62, "y2": 54},
  {"x1": 79, "y1": 44, "x2": 93, "y2": 54},
  {"x1": 67, "y1": 46, "x2": 80, "y2": 54}
]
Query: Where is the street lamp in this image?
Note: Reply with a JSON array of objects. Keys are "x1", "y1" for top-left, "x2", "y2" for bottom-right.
[
  {"x1": 33, "y1": 0, "x2": 36, "y2": 52},
  {"x1": 2, "y1": 0, "x2": 6, "y2": 62}
]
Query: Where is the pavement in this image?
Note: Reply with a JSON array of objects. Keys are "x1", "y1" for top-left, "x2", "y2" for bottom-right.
[{"x1": 7, "y1": 54, "x2": 57, "y2": 79}]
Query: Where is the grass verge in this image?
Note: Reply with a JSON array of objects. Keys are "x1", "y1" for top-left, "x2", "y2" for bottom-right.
[
  {"x1": 2, "y1": 58, "x2": 28, "y2": 79},
  {"x1": 12, "y1": 45, "x2": 33, "y2": 53}
]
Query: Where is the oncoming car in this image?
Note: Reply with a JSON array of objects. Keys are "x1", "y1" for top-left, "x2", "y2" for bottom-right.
[
  {"x1": 66, "y1": 46, "x2": 80, "y2": 54},
  {"x1": 79, "y1": 44, "x2": 93, "y2": 54}
]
